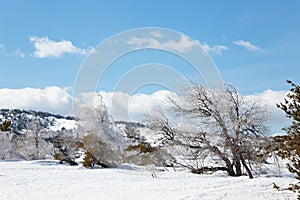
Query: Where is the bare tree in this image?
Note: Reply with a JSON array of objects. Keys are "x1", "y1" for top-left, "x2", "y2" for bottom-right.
[{"x1": 145, "y1": 83, "x2": 269, "y2": 178}]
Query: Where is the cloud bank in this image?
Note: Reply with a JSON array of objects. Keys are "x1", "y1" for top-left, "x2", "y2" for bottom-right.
[
  {"x1": 29, "y1": 36, "x2": 91, "y2": 58},
  {"x1": 0, "y1": 87, "x2": 72, "y2": 115},
  {"x1": 0, "y1": 87, "x2": 289, "y2": 134}
]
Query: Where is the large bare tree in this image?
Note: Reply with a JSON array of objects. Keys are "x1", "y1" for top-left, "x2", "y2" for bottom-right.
[{"x1": 146, "y1": 82, "x2": 269, "y2": 178}]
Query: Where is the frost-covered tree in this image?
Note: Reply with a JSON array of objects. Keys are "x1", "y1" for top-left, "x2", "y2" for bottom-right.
[
  {"x1": 0, "y1": 120, "x2": 12, "y2": 159},
  {"x1": 146, "y1": 82, "x2": 268, "y2": 178},
  {"x1": 76, "y1": 95, "x2": 125, "y2": 168},
  {"x1": 9, "y1": 117, "x2": 55, "y2": 160},
  {"x1": 0, "y1": 133, "x2": 12, "y2": 159},
  {"x1": 15, "y1": 117, "x2": 45, "y2": 160},
  {"x1": 52, "y1": 128, "x2": 81, "y2": 165}
]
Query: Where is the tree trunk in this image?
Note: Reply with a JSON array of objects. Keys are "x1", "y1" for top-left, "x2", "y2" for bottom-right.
[
  {"x1": 226, "y1": 162, "x2": 236, "y2": 176},
  {"x1": 240, "y1": 154, "x2": 253, "y2": 179},
  {"x1": 232, "y1": 139, "x2": 242, "y2": 176},
  {"x1": 191, "y1": 166, "x2": 227, "y2": 174},
  {"x1": 35, "y1": 131, "x2": 39, "y2": 160},
  {"x1": 234, "y1": 155, "x2": 242, "y2": 176},
  {"x1": 210, "y1": 145, "x2": 237, "y2": 176}
]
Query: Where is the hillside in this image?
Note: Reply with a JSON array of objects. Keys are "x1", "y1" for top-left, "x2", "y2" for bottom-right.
[
  {"x1": 0, "y1": 109, "x2": 158, "y2": 161},
  {"x1": 0, "y1": 109, "x2": 76, "y2": 135}
]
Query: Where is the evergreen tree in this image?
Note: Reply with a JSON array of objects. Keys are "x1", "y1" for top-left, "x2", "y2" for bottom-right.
[{"x1": 273, "y1": 80, "x2": 300, "y2": 197}]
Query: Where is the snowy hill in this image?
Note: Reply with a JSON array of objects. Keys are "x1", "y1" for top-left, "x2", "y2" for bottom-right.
[
  {"x1": 115, "y1": 121, "x2": 164, "y2": 147},
  {"x1": 0, "y1": 109, "x2": 76, "y2": 135},
  {"x1": 0, "y1": 109, "x2": 161, "y2": 161},
  {"x1": 0, "y1": 109, "x2": 78, "y2": 160},
  {"x1": 0, "y1": 109, "x2": 153, "y2": 140}
]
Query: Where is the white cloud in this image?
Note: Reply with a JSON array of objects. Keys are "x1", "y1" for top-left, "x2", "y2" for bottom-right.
[
  {"x1": 15, "y1": 48, "x2": 25, "y2": 58},
  {"x1": 99, "y1": 90, "x2": 174, "y2": 122},
  {"x1": 246, "y1": 89, "x2": 290, "y2": 135},
  {"x1": 0, "y1": 87, "x2": 72, "y2": 115},
  {"x1": 126, "y1": 34, "x2": 199, "y2": 53},
  {"x1": 126, "y1": 35, "x2": 228, "y2": 55},
  {"x1": 0, "y1": 43, "x2": 25, "y2": 58},
  {"x1": 0, "y1": 87, "x2": 173, "y2": 120},
  {"x1": 233, "y1": 40, "x2": 262, "y2": 51},
  {"x1": 150, "y1": 31, "x2": 162, "y2": 38},
  {"x1": 200, "y1": 43, "x2": 229, "y2": 55},
  {"x1": 29, "y1": 36, "x2": 91, "y2": 58}
]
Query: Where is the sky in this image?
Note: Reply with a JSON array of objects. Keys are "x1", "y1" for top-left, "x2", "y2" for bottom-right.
[{"x1": 0, "y1": 0, "x2": 299, "y2": 133}]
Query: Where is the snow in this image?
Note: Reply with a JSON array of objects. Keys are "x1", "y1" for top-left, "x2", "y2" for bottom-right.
[
  {"x1": 137, "y1": 126, "x2": 164, "y2": 147},
  {"x1": 0, "y1": 160, "x2": 297, "y2": 200},
  {"x1": 49, "y1": 118, "x2": 77, "y2": 131}
]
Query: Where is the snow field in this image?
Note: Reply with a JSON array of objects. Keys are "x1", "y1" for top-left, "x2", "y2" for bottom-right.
[{"x1": 0, "y1": 160, "x2": 297, "y2": 200}]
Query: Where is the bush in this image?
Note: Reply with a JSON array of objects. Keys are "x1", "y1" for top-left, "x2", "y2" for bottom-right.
[
  {"x1": 124, "y1": 141, "x2": 174, "y2": 167},
  {"x1": 126, "y1": 142, "x2": 158, "y2": 153},
  {"x1": 0, "y1": 120, "x2": 11, "y2": 132}
]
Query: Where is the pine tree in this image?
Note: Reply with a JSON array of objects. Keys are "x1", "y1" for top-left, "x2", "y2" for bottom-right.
[{"x1": 273, "y1": 80, "x2": 300, "y2": 197}]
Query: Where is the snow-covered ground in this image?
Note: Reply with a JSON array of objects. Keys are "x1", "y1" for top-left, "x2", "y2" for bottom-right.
[
  {"x1": 0, "y1": 160, "x2": 297, "y2": 200},
  {"x1": 49, "y1": 117, "x2": 77, "y2": 131}
]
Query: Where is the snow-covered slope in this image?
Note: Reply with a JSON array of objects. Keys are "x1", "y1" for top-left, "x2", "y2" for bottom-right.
[
  {"x1": 0, "y1": 160, "x2": 296, "y2": 200},
  {"x1": 116, "y1": 121, "x2": 163, "y2": 147},
  {"x1": 0, "y1": 109, "x2": 77, "y2": 134}
]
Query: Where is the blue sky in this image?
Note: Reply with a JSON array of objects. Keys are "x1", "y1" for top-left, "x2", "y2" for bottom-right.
[
  {"x1": 0, "y1": 0, "x2": 299, "y2": 132},
  {"x1": 1, "y1": 0, "x2": 299, "y2": 93}
]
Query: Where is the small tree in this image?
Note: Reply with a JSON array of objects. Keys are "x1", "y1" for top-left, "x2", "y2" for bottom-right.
[
  {"x1": 272, "y1": 80, "x2": 300, "y2": 197},
  {"x1": 146, "y1": 82, "x2": 269, "y2": 178},
  {"x1": 52, "y1": 129, "x2": 81, "y2": 165},
  {"x1": 76, "y1": 95, "x2": 125, "y2": 168},
  {"x1": 15, "y1": 117, "x2": 53, "y2": 160},
  {"x1": 0, "y1": 120, "x2": 12, "y2": 159},
  {"x1": 21, "y1": 117, "x2": 43, "y2": 160}
]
